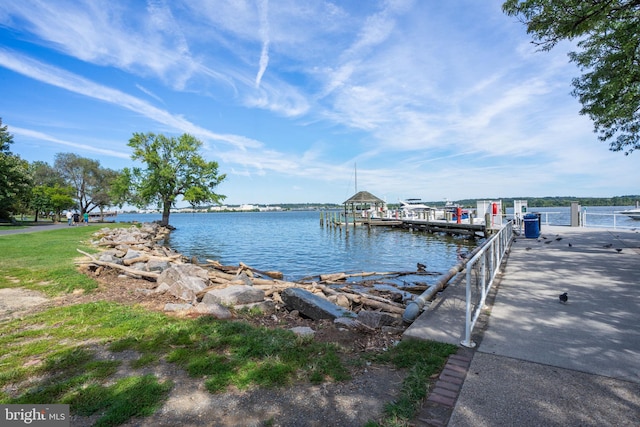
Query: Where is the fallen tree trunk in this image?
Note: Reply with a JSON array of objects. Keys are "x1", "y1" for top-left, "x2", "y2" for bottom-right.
[
  {"x1": 76, "y1": 249, "x2": 160, "y2": 280},
  {"x1": 122, "y1": 254, "x2": 182, "y2": 266},
  {"x1": 341, "y1": 288, "x2": 405, "y2": 309},
  {"x1": 239, "y1": 262, "x2": 284, "y2": 280},
  {"x1": 97, "y1": 240, "x2": 150, "y2": 247}
]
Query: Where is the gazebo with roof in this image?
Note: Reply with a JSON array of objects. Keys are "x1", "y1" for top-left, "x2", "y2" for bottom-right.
[{"x1": 342, "y1": 191, "x2": 386, "y2": 225}]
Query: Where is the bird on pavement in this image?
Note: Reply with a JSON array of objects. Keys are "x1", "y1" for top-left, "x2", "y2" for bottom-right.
[
  {"x1": 568, "y1": 243, "x2": 573, "y2": 247},
  {"x1": 545, "y1": 240, "x2": 552, "y2": 244},
  {"x1": 555, "y1": 237, "x2": 562, "y2": 241},
  {"x1": 616, "y1": 248, "x2": 623, "y2": 254},
  {"x1": 525, "y1": 247, "x2": 532, "y2": 250},
  {"x1": 603, "y1": 243, "x2": 613, "y2": 248},
  {"x1": 559, "y1": 292, "x2": 568, "y2": 304}
]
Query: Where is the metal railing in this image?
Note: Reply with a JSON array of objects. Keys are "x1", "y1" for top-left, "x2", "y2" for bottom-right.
[
  {"x1": 582, "y1": 211, "x2": 638, "y2": 229},
  {"x1": 461, "y1": 220, "x2": 513, "y2": 348},
  {"x1": 507, "y1": 211, "x2": 638, "y2": 230}
]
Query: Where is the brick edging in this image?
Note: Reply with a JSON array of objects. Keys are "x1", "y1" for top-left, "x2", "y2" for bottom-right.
[{"x1": 426, "y1": 352, "x2": 473, "y2": 407}]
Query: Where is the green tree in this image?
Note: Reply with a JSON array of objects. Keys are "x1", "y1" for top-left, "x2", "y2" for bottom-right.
[
  {"x1": 124, "y1": 132, "x2": 226, "y2": 226},
  {"x1": 1, "y1": 117, "x2": 14, "y2": 153},
  {"x1": 31, "y1": 160, "x2": 66, "y2": 188},
  {"x1": 0, "y1": 119, "x2": 32, "y2": 221},
  {"x1": 502, "y1": 0, "x2": 640, "y2": 154},
  {"x1": 54, "y1": 153, "x2": 117, "y2": 216},
  {"x1": 28, "y1": 161, "x2": 73, "y2": 222},
  {"x1": 30, "y1": 184, "x2": 75, "y2": 222}
]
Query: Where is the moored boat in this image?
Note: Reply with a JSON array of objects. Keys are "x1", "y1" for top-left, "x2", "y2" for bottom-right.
[{"x1": 619, "y1": 208, "x2": 640, "y2": 220}]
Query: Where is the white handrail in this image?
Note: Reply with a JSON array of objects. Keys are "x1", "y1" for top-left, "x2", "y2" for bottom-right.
[{"x1": 461, "y1": 221, "x2": 513, "y2": 348}]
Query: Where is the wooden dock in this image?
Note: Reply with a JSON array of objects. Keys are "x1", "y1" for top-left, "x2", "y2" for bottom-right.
[
  {"x1": 396, "y1": 219, "x2": 487, "y2": 237},
  {"x1": 323, "y1": 213, "x2": 490, "y2": 237}
]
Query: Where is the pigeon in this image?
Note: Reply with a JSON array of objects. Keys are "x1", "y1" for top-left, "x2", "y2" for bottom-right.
[
  {"x1": 559, "y1": 292, "x2": 568, "y2": 304},
  {"x1": 603, "y1": 243, "x2": 613, "y2": 248},
  {"x1": 616, "y1": 248, "x2": 623, "y2": 254},
  {"x1": 568, "y1": 243, "x2": 573, "y2": 247},
  {"x1": 525, "y1": 247, "x2": 532, "y2": 251},
  {"x1": 417, "y1": 262, "x2": 426, "y2": 272},
  {"x1": 545, "y1": 240, "x2": 552, "y2": 244},
  {"x1": 542, "y1": 236, "x2": 548, "y2": 240},
  {"x1": 555, "y1": 237, "x2": 562, "y2": 241}
]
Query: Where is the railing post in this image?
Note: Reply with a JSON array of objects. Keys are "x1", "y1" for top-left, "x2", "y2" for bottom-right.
[{"x1": 462, "y1": 264, "x2": 475, "y2": 348}]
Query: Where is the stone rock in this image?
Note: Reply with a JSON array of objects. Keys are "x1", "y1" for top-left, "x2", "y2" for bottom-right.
[
  {"x1": 237, "y1": 271, "x2": 253, "y2": 287},
  {"x1": 164, "y1": 303, "x2": 193, "y2": 312},
  {"x1": 130, "y1": 262, "x2": 147, "y2": 271},
  {"x1": 202, "y1": 285, "x2": 264, "y2": 306},
  {"x1": 124, "y1": 249, "x2": 143, "y2": 260},
  {"x1": 234, "y1": 300, "x2": 276, "y2": 315},
  {"x1": 154, "y1": 283, "x2": 170, "y2": 294},
  {"x1": 158, "y1": 264, "x2": 210, "y2": 302},
  {"x1": 193, "y1": 302, "x2": 232, "y2": 319},
  {"x1": 327, "y1": 294, "x2": 351, "y2": 308},
  {"x1": 289, "y1": 326, "x2": 315, "y2": 337},
  {"x1": 147, "y1": 260, "x2": 170, "y2": 273},
  {"x1": 357, "y1": 310, "x2": 398, "y2": 329},
  {"x1": 98, "y1": 253, "x2": 123, "y2": 265},
  {"x1": 334, "y1": 317, "x2": 358, "y2": 328},
  {"x1": 281, "y1": 288, "x2": 355, "y2": 320}
]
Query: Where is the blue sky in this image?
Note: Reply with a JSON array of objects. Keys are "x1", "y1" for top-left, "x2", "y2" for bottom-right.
[{"x1": 1, "y1": 0, "x2": 637, "y2": 206}]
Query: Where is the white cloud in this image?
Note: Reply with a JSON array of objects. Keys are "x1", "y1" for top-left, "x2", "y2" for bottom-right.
[
  {"x1": 0, "y1": 47, "x2": 262, "y2": 150},
  {"x1": 12, "y1": 127, "x2": 130, "y2": 159}
]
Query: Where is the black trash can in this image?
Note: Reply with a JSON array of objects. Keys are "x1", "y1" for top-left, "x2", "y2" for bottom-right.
[{"x1": 523, "y1": 213, "x2": 540, "y2": 238}]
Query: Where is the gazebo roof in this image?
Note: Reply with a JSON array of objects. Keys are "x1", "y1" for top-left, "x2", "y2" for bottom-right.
[{"x1": 343, "y1": 191, "x2": 385, "y2": 205}]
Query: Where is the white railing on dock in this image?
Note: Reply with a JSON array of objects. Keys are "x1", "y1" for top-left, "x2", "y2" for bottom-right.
[
  {"x1": 461, "y1": 221, "x2": 513, "y2": 348},
  {"x1": 582, "y1": 211, "x2": 638, "y2": 229},
  {"x1": 507, "y1": 210, "x2": 638, "y2": 230}
]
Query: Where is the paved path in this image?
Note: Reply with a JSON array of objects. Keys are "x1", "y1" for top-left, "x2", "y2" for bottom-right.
[
  {"x1": 411, "y1": 225, "x2": 640, "y2": 426},
  {"x1": 0, "y1": 223, "x2": 78, "y2": 235}
]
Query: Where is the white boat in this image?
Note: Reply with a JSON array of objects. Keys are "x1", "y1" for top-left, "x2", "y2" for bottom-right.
[
  {"x1": 619, "y1": 208, "x2": 640, "y2": 220},
  {"x1": 400, "y1": 199, "x2": 431, "y2": 210},
  {"x1": 399, "y1": 199, "x2": 443, "y2": 220}
]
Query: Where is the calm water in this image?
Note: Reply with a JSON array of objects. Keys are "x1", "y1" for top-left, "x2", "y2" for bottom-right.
[
  {"x1": 115, "y1": 210, "x2": 477, "y2": 282},
  {"x1": 114, "y1": 206, "x2": 637, "y2": 282}
]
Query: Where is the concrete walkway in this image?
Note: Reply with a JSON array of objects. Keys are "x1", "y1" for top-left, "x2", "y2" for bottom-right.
[
  {"x1": 409, "y1": 225, "x2": 640, "y2": 426},
  {"x1": 0, "y1": 223, "x2": 77, "y2": 235}
]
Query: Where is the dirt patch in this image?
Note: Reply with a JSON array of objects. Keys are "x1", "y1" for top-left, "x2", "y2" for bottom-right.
[
  {"x1": 0, "y1": 288, "x2": 50, "y2": 319},
  {"x1": 4, "y1": 270, "x2": 409, "y2": 426}
]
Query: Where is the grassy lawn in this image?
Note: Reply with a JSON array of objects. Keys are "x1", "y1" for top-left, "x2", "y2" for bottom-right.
[{"x1": 0, "y1": 226, "x2": 457, "y2": 426}]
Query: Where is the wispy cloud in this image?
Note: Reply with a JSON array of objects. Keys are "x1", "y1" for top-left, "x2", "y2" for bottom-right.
[
  {"x1": 255, "y1": 0, "x2": 270, "y2": 88},
  {"x1": 12, "y1": 127, "x2": 130, "y2": 159},
  {"x1": 0, "y1": 47, "x2": 262, "y2": 150}
]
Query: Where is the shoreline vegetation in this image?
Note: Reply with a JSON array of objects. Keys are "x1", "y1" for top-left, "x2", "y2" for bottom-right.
[
  {"x1": 124, "y1": 195, "x2": 640, "y2": 213},
  {"x1": 0, "y1": 223, "x2": 457, "y2": 426},
  {"x1": 2, "y1": 196, "x2": 638, "y2": 225}
]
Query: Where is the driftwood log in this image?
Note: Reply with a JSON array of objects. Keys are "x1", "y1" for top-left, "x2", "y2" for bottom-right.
[
  {"x1": 79, "y1": 224, "x2": 446, "y2": 319},
  {"x1": 76, "y1": 249, "x2": 160, "y2": 280}
]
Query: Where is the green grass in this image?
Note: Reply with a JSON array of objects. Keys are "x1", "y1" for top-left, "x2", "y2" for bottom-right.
[
  {"x1": 365, "y1": 339, "x2": 458, "y2": 426},
  {"x1": 0, "y1": 225, "x2": 456, "y2": 426},
  {"x1": 0, "y1": 301, "x2": 350, "y2": 425},
  {"x1": 0, "y1": 224, "x2": 118, "y2": 295}
]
